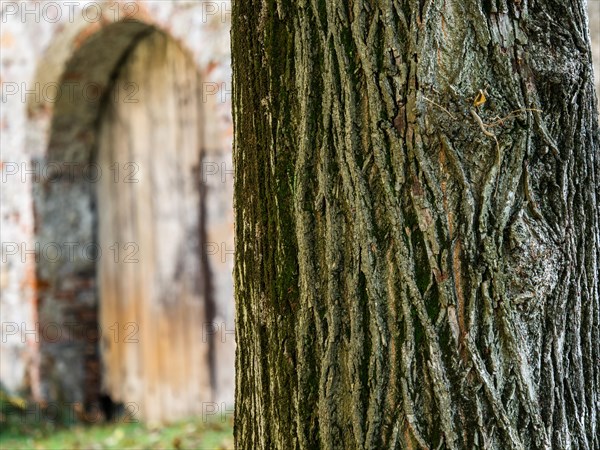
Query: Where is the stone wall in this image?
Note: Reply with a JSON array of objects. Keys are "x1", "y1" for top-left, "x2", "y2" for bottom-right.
[{"x1": 1, "y1": 0, "x2": 234, "y2": 412}]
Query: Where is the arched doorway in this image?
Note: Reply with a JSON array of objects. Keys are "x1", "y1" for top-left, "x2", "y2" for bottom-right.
[
  {"x1": 96, "y1": 30, "x2": 209, "y2": 423},
  {"x1": 32, "y1": 20, "x2": 220, "y2": 424}
]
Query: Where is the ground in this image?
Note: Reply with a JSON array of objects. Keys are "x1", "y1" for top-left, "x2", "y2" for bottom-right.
[{"x1": 0, "y1": 416, "x2": 232, "y2": 450}]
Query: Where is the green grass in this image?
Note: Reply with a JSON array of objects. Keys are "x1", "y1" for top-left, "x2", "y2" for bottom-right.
[{"x1": 0, "y1": 417, "x2": 233, "y2": 450}]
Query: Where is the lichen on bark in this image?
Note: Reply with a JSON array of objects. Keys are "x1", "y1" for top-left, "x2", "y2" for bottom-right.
[{"x1": 232, "y1": 1, "x2": 600, "y2": 448}]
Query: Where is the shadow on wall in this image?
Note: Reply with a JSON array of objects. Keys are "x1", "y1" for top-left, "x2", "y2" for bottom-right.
[{"x1": 20, "y1": 17, "x2": 234, "y2": 424}]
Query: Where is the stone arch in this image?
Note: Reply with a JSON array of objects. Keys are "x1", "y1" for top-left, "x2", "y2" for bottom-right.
[{"x1": 28, "y1": 12, "x2": 231, "y2": 423}]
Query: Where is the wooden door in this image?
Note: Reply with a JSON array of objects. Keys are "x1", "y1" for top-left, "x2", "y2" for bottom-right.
[{"x1": 96, "y1": 30, "x2": 209, "y2": 423}]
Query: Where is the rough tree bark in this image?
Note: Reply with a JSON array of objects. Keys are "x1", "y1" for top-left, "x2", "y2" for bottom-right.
[{"x1": 232, "y1": 1, "x2": 599, "y2": 449}]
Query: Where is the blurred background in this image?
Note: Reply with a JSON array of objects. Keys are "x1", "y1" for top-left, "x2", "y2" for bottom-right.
[
  {"x1": 0, "y1": 1, "x2": 599, "y2": 449},
  {"x1": 1, "y1": 1, "x2": 234, "y2": 448}
]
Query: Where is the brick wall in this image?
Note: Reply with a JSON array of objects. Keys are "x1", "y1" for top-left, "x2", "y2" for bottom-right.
[{"x1": 1, "y1": 0, "x2": 234, "y2": 412}]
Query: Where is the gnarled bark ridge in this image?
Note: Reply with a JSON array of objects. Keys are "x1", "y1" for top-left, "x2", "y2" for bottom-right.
[{"x1": 232, "y1": 1, "x2": 599, "y2": 448}]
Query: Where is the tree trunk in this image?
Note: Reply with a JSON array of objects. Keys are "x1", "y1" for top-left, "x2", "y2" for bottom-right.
[{"x1": 231, "y1": 1, "x2": 599, "y2": 449}]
